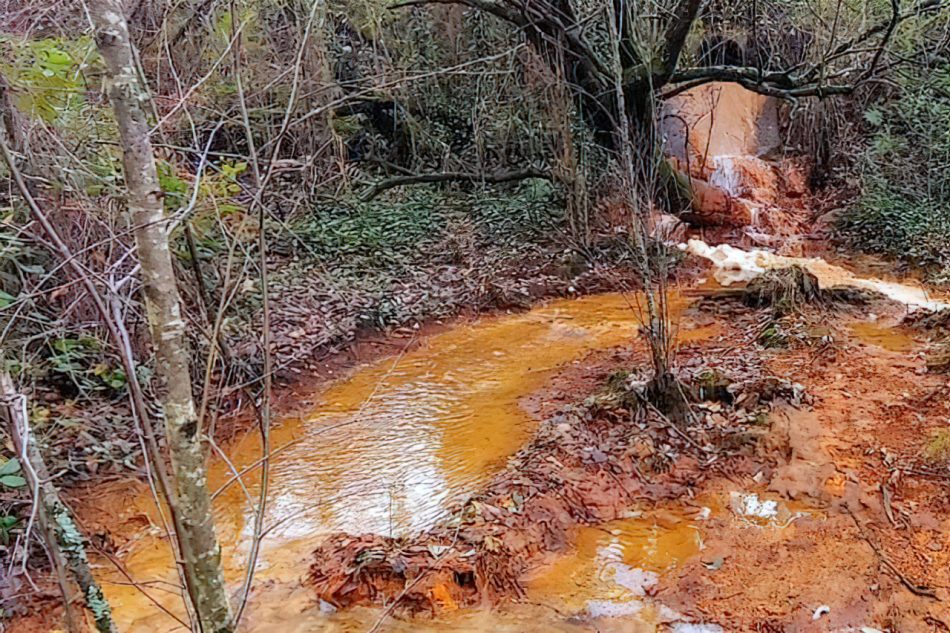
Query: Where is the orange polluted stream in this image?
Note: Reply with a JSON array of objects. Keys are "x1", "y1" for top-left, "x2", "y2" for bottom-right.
[
  {"x1": 525, "y1": 511, "x2": 702, "y2": 618},
  {"x1": 98, "y1": 291, "x2": 713, "y2": 632}
]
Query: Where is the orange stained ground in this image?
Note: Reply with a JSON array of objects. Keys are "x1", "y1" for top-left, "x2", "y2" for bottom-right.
[
  {"x1": 97, "y1": 291, "x2": 710, "y2": 632},
  {"x1": 848, "y1": 321, "x2": 917, "y2": 353}
]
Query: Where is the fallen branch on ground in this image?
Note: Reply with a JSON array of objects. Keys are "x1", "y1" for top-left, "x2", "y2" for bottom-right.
[{"x1": 359, "y1": 168, "x2": 551, "y2": 201}]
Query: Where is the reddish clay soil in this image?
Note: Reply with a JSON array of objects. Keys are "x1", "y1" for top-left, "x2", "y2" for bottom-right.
[
  {"x1": 659, "y1": 304, "x2": 950, "y2": 631},
  {"x1": 307, "y1": 288, "x2": 950, "y2": 632}
]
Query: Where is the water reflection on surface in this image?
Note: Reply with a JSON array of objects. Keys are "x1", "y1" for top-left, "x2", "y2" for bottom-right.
[
  {"x1": 525, "y1": 510, "x2": 702, "y2": 622},
  {"x1": 103, "y1": 292, "x2": 689, "y2": 631}
]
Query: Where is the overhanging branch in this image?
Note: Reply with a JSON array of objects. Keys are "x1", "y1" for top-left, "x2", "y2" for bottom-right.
[
  {"x1": 659, "y1": 0, "x2": 944, "y2": 101},
  {"x1": 662, "y1": 67, "x2": 855, "y2": 100}
]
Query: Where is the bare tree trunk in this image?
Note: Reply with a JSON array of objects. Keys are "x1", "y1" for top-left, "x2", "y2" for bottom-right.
[
  {"x1": 89, "y1": 2, "x2": 233, "y2": 631},
  {"x1": 0, "y1": 72, "x2": 22, "y2": 154},
  {"x1": 605, "y1": 1, "x2": 687, "y2": 421},
  {"x1": 0, "y1": 372, "x2": 117, "y2": 633}
]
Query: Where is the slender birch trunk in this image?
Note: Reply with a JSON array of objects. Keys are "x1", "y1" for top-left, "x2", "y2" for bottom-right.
[
  {"x1": 0, "y1": 372, "x2": 117, "y2": 633},
  {"x1": 89, "y1": 3, "x2": 233, "y2": 631}
]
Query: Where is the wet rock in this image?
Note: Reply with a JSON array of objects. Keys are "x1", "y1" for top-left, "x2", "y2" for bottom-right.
[
  {"x1": 661, "y1": 83, "x2": 808, "y2": 231},
  {"x1": 651, "y1": 211, "x2": 688, "y2": 242},
  {"x1": 661, "y1": 82, "x2": 780, "y2": 174},
  {"x1": 708, "y1": 155, "x2": 779, "y2": 203},
  {"x1": 685, "y1": 178, "x2": 759, "y2": 227}
]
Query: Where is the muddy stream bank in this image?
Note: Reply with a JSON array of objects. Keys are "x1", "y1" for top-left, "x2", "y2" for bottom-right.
[
  {"x1": 89, "y1": 292, "x2": 702, "y2": 631},
  {"x1": 73, "y1": 242, "x2": 950, "y2": 632}
]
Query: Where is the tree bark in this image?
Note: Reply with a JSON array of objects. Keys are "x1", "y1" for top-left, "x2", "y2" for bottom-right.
[
  {"x1": 0, "y1": 372, "x2": 117, "y2": 633},
  {"x1": 89, "y1": 2, "x2": 233, "y2": 631},
  {"x1": 0, "y1": 72, "x2": 22, "y2": 154}
]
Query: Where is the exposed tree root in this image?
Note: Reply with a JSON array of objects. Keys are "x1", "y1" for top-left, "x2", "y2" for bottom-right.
[
  {"x1": 741, "y1": 265, "x2": 884, "y2": 316},
  {"x1": 743, "y1": 266, "x2": 824, "y2": 314}
]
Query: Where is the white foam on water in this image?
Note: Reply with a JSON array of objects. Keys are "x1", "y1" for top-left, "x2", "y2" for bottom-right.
[
  {"x1": 672, "y1": 624, "x2": 726, "y2": 633},
  {"x1": 682, "y1": 239, "x2": 949, "y2": 311}
]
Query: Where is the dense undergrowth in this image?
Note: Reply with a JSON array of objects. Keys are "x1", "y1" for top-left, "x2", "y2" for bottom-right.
[
  {"x1": 228, "y1": 180, "x2": 636, "y2": 372},
  {"x1": 839, "y1": 66, "x2": 950, "y2": 281}
]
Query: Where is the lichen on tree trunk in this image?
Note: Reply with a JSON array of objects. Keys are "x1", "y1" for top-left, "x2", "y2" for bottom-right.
[
  {"x1": 88, "y1": 1, "x2": 233, "y2": 631},
  {"x1": 0, "y1": 371, "x2": 117, "y2": 633}
]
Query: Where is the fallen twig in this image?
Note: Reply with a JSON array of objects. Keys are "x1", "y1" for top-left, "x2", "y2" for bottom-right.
[{"x1": 848, "y1": 510, "x2": 938, "y2": 600}]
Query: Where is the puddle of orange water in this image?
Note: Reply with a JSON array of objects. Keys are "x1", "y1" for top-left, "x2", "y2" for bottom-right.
[
  {"x1": 247, "y1": 597, "x2": 615, "y2": 632},
  {"x1": 524, "y1": 511, "x2": 701, "y2": 618},
  {"x1": 518, "y1": 491, "x2": 816, "y2": 627},
  {"x1": 99, "y1": 291, "x2": 709, "y2": 632},
  {"x1": 848, "y1": 322, "x2": 916, "y2": 353}
]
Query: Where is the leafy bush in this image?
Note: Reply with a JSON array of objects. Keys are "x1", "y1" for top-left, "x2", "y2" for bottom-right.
[
  {"x1": 44, "y1": 336, "x2": 127, "y2": 396},
  {"x1": 840, "y1": 66, "x2": 950, "y2": 278},
  {"x1": 0, "y1": 35, "x2": 93, "y2": 124},
  {"x1": 287, "y1": 181, "x2": 561, "y2": 271}
]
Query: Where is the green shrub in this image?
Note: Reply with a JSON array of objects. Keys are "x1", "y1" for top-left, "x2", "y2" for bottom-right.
[
  {"x1": 287, "y1": 182, "x2": 561, "y2": 270},
  {"x1": 840, "y1": 65, "x2": 950, "y2": 278}
]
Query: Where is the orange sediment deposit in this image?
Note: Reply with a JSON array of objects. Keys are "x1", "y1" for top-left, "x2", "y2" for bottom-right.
[
  {"x1": 848, "y1": 321, "x2": 917, "y2": 353},
  {"x1": 306, "y1": 324, "x2": 796, "y2": 616},
  {"x1": 652, "y1": 297, "x2": 950, "y2": 630},
  {"x1": 84, "y1": 291, "x2": 708, "y2": 631}
]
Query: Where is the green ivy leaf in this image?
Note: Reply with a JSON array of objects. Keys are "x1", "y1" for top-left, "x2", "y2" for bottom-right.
[
  {"x1": 0, "y1": 475, "x2": 26, "y2": 488},
  {"x1": 0, "y1": 458, "x2": 20, "y2": 476},
  {"x1": 0, "y1": 290, "x2": 15, "y2": 309}
]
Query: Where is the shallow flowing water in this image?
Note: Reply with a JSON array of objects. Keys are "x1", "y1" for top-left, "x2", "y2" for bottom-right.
[
  {"x1": 100, "y1": 291, "x2": 721, "y2": 631},
  {"x1": 92, "y1": 240, "x2": 941, "y2": 632}
]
